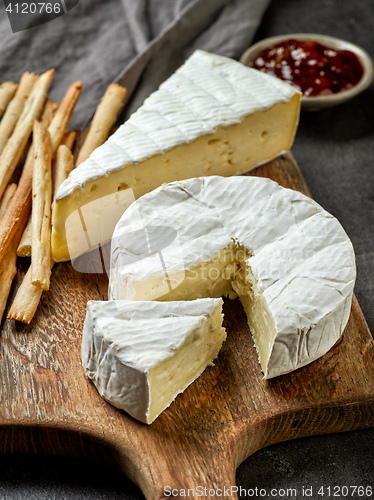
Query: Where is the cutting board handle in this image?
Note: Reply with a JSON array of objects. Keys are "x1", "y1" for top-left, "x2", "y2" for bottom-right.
[{"x1": 127, "y1": 450, "x2": 238, "y2": 499}]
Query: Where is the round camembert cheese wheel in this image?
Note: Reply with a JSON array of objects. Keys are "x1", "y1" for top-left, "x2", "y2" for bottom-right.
[{"x1": 109, "y1": 175, "x2": 356, "y2": 379}]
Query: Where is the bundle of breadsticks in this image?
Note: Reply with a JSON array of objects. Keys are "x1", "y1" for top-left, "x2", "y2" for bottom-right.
[{"x1": 0, "y1": 71, "x2": 127, "y2": 324}]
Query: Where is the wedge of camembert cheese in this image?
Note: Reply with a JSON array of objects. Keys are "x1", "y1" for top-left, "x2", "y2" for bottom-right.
[
  {"x1": 109, "y1": 176, "x2": 356, "y2": 379},
  {"x1": 82, "y1": 298, "x2": 226, "y2": 424},
  {"x1": 52, "y1": 50, "x2": 301, "y2": 262}
]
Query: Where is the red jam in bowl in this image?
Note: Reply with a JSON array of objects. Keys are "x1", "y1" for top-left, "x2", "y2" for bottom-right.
[{"x1": 250, "y1": 39, "x2": 364, "y2": 97}]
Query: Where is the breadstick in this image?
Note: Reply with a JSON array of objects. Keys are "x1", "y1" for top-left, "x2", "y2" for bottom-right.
[
  {"x1": 76, "y1": 83, "x2": 127, "y2": 165},
  {"x1": 61, "y1": 130, "x2": 76, "y2": 150},
  {"x1": 7, "y1": 266, "x2": 42, "y2": 324},
  {"x1": 0, "y1": 238, "x2": 18, "y2": 321},
  {"x1": 0, "y1": 73, "x2": 38, "y2": 155},
  {"x1": 16, "y1": 215, "x2": 32, "y2": 257},
  {"x1": 0, "y1": 183, "x2": 17, "y2": 221},
  {"x1": 48, "y1": 81, "x2": 82, "y2": 153},
  {"x1": 31, "y1": 121, "x2": 52, "y2": 290},
  {"x1": 0, "y1": 196, "x2": 29, "y2": 321},
  {"x1": 18, "y1": 144, "x2": 74, "y2": 258},
  {"x1": 53, "y1": 145, "x2": 74, "y2": 201},
  {"x1": 0, "y1": 170, "x2": 31, "y2": 261},
  {"x1": 10, "y1": 143, "x2": 75, "y2": 323},
  {"x1": 0, "y1": 69, "x2": 54, "y2": 201},
  {"x1": 0, "y1": 80, "x2": 81, "y2": 264},
  {"x1": 40, "y1": 99, "x2": 59, "y2": 128},
  {"x1": 19, "y1": 98, "x2": 60, "y2": 185},
  {"x1": 17, "y1": 100, "x2": 60, "y2": 258},
  {"x1": 0, "y1": 81, "x2": 17, "y2": 118}
]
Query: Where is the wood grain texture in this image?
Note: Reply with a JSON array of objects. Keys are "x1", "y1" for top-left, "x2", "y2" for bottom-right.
[{"x1": 0, "y1": 140, "x2": 373, "y2": 499}]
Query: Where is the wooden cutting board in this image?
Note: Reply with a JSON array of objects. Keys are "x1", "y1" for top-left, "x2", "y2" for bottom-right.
[{"x1": 0, "y1": 137, "x2": 374, "y2": 499}]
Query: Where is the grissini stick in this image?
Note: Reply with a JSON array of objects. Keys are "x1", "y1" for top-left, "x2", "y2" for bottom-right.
[
  {"x1": 0, "y1": 188, "x2": 30, "y2": 321},
  {"x1": 9, "y1": 145, "x2": 74, "y2": 324},
  {"x1": 0, "y1": 72, "x2": 38, "y2": 155},
  {"x1": 17, "y1": 99, "x2": 60, "y2": 258},
  {"x1": 31, "y1": 120, "x2": 53, "y2": 290},
  {"x1": 0, "y1": 81, "x2": 17, "y2": 118},
  {"x1": 0, "y1": 69, "x2": 54, "y2": 201},
  {"x1": 0, "y1": 80, "x2": 82, "y2": 264},
  {"x1": 76, "y1": 83, "x2": 127, "y2": 165},
  {"x1": 0, "y1": 184, "x2": 17, "y2": 222}
]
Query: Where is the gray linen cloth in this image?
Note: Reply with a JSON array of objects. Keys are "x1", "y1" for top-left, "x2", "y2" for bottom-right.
[{"x1": 0, "y1": 0, "x2": 271, "y2": 129}]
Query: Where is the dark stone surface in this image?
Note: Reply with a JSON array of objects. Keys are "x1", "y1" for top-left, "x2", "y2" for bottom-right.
[{"x1": 0, "y1": 0, "x2": 373, "y2": 498}]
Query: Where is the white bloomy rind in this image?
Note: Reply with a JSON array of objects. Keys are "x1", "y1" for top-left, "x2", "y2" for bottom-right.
[
  {"x1": 57, "y1": 51, "x2": 297, "y2": 201},
  {"x1": 82, "y1": 298, "x2": 225, "y2": 424},
  {"x1": 109, "y1": 176, "x2": 356, "y2": 379}
]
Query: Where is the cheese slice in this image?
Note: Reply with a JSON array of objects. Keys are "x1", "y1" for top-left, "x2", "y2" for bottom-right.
[
  {"x1": 52, "y1": 50, "x2": 301, "y2": 262},
  {"x1": 82, "y1": 298, "x2": 226, "y2": 424},
  {"x1": 109, "y1": 176, "x2": 356, "y2": 379}
]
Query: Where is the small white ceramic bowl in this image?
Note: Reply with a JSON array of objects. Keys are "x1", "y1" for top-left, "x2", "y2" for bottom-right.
[{"x1": 240, "y1": 33, "x2": 374, "y2": 111}]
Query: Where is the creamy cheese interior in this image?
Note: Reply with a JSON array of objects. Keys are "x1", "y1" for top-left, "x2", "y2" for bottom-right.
[
  {"x1": 126, "y1": 244, "x2": 239, "y2": 302},
  {"x1": 118, "y1": 243, "x2": 276, "y2": 378},
  {"x1": 147, "y1": 305, "x2": 225, "y2": 423},
  {"x1": 52, "y1": 97, "x2": 300, "y2": 262},
  {"x1": 232, "y1": 258, "x2": 277, "y2": 375}
]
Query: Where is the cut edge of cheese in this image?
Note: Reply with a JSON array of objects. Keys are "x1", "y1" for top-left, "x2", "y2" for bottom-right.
[
  {"x1": 232, "y1": 257, "x2": 354, "y2": 378},
  {"x1": 110, "y1": 240, "x2": 353, "y2": 380},
  {"x1": 232, "y1": 257, "x2": 277, "y2": 376},
  {"x1": 110, "y1": 243, "x2": 240, "y2": 303},
  {"x1": 147, "y1": 301, "x2": 225, "y2": 423},
  {"x1": 82, "y1": 298, "x2": 226, "y2": 424},
  {"x1": 108, "y1": 243, "x2": 279, "y2": 378}
]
